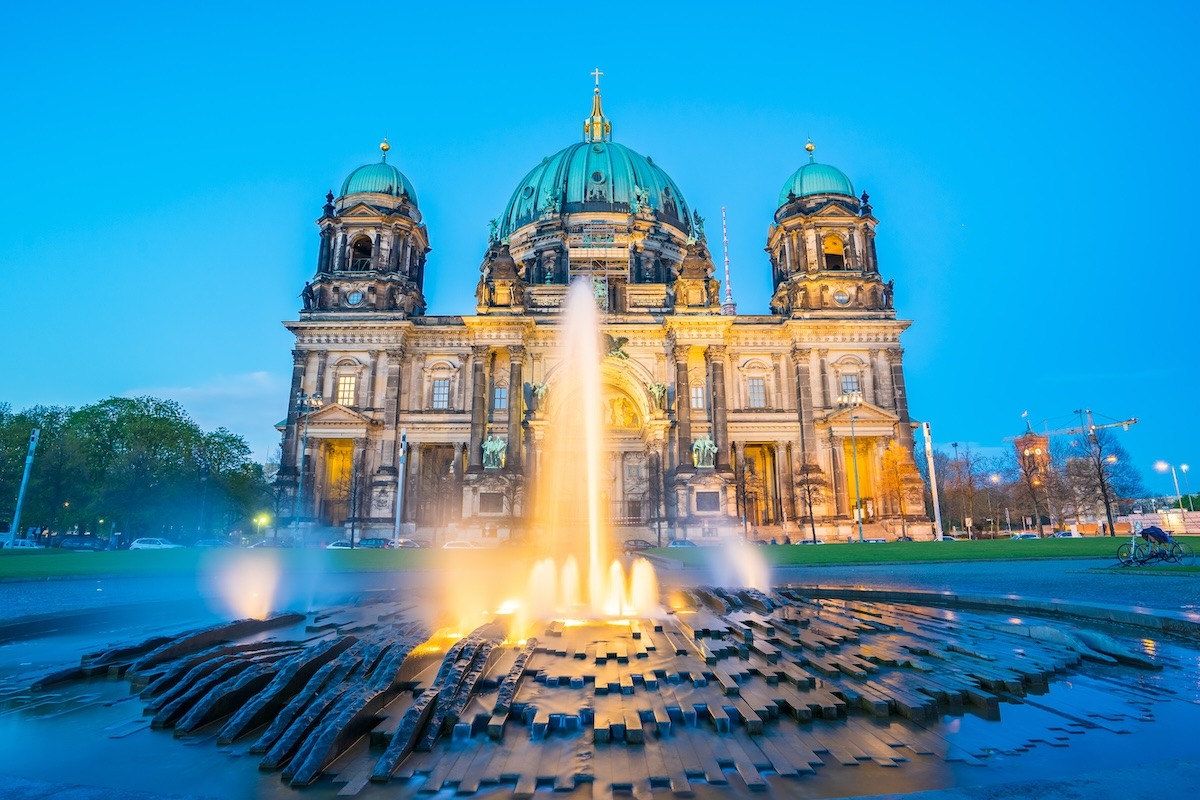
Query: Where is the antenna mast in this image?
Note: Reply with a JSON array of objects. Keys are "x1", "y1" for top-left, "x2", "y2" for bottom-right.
[{"x1": 720, "y1": 206, "x2": 736, "y2": 315}]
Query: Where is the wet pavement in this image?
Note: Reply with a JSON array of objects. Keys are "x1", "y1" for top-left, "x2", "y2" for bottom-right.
[{"x1": 0, "y1": 556, "x2": 1197, "y2": 800}]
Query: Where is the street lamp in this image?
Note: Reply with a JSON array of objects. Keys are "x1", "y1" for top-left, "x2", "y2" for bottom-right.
[
  {"x1": 1155, "y1": 460, "x2": 1184, "y2": 515},
  {"x1": 837, "y1": 392, "x2": 864, "y2": 543},
  {"x1": 255, "y1": 513, "x2": 270, "y2": 542},
  {"x1": 295, "y1": 392, "x2": 323, "y2": 531},
  {"x1": 1182, "y1": 464, "x2": 1194, "y2": 512},
  {"x1": 987, "y1": 474, "x2": 1000, "y2": 536}
]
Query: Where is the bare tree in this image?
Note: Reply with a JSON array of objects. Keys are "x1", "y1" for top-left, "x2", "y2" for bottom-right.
[
  {"x1": 793, "y1": 460, "x2": 829, "y2": 544},
  {"x1": 879, "y1": 441, "x2": 924, "y2": 538}
]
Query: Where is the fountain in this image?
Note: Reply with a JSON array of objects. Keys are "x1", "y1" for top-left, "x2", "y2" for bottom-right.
[{"x1": 9, "y1": 278, "x2": 1200, "y2": 798}]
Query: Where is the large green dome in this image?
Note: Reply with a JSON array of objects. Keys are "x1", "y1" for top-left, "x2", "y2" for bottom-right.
[
  {"x1": 778, "y1": 161, "x2": 855, "y2": 206},
  {"x1": 340, "y1": 161, "x2": 418, "y2": 205},
  {"x1": 500, "y1": 141, "x2": 692, "y2": 237}
]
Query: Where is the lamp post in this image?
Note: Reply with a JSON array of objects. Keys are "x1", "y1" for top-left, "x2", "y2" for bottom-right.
[
  {"x1": 837, "y1": 392, "x2": 864, "y2": 543},
  {"x1": 918, "y1": 421, "x2": 945, "y2": 540},
  {"x1": 1181, "y1": 464, "x2": 1194, "y2": 512},
  {"x1": 294, "y1": 392, "x2": 323, "y2": 532},
  {"x1": 1155, "y1": 461, "x2": 1185, "y2": 533},
  {"x1": 255, "y1": 513, "x2": 270, "y2": 542},
  {"x1": 988, "y1": 473, "x2": 1000, "y2": 537},
  {"x1": 950, "y1": 441, "x2": 961, "y2": 535}
]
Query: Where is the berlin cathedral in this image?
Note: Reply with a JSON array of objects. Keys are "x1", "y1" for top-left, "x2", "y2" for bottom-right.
[{"x1": 277, "y1": 80, "x2": 930, "y2": 544}]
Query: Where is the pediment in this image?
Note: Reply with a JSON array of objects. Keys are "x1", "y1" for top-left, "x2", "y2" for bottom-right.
[
  {"x1": 824, "y1": 402, "x2": 898, "y2": 425},
  {"x1": 308, "y1": 403, "x2": 377, "y2": 426},
  {"x1": 810, "y1": 201, "x2": 859, "y2": 219},
  {"x1": 340, "y1": 201, "x2": 383, "y2": 218}
]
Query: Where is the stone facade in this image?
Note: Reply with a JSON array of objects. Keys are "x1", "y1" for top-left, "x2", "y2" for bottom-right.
[{"x1": 277, "y1": 92, "x2": 929, "y2": 544}]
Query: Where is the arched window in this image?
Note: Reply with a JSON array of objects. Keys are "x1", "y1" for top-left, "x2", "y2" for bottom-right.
[
  {"x1": 822, "y1": 234, "x2": 846, "y2": 270},
  {"x1": 350, "y1": 236, "x2": 372, "y2": 270}
]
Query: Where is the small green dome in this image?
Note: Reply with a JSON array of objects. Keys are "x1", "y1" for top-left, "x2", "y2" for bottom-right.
[
  {"x1": 340, "y1": 161, "x2": 418, "y2": 205},
  {"x1": 778, "y1": 162, "x2": 855, "y2": 206},
  {"x1": 500, "y1": 141, "x2": 691, "y2": 237}
]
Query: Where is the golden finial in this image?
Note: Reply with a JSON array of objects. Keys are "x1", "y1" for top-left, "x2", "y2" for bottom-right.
[
  {"x1": 380, "y1": 137, "x2": 390, "y2": 162},
  {"x1": 805, "y1": 138, "x2": 815, "y2": 162},
  {"x1": 584, "y1": 69, "x2": 612, "y2": 143}
]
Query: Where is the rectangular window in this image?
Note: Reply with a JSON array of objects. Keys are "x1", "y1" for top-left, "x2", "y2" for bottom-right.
[
  {"x1": 690, "y1": 386, "x2": 706, "y2": 409},
  {"x1": 479, "y1": 492, "x2": 503, "y2": 513},
  {"x1": 493, "y1": 386, "x2": 508, "y2": 411},
  {"x1": 747, "y1": 378, "x2": 767, "y2": 409},
  {"x1": 432, "y1": 378, "x2": 450, "y2": 409},
  {"x1": 840, "y1": 374, "x2": 860, "y2": 397},
  {"x1": 696, "y1": 491, "x2": 721, "y2": 512},
  {"x1": 336, "y1": 375, "x2": 357, "y2": 406}
]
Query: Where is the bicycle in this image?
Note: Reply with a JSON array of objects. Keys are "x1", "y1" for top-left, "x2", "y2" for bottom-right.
[{"x1": 1116, "y1": 530, "x2": 1195, "y2": 567}]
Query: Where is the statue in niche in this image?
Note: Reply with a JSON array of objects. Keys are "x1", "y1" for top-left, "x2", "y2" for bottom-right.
[
  {"x1": 541, "y1": 250, "x2": 558, "y2": 284},
  {"x1": 631, "y1": 185, "x2": 650, "y2": 215},
  {"x1": 482, "y1": 435, "x2": 507, "y2": 468},
  {"x1": 692, "y1": 435, "x2": 717, "y2": 468},
  {"x1": 769, "y1": 283, "x2": 790, "y2": 315},
  {"x1": 476, "y1": 280, "x2": 492, "y2": 307},
  {"x1": 883, "y1": 279, "x2": 894, "y2": 308},
  {"x1": 648, "y1": 382, "x2": 667, "y2": 410},
  {"x1": 531, "y1": 381, "x2": 549, "y2": 409},
  {"x1": 301, "y1": 281, "x2": 315, "y2": 310}
]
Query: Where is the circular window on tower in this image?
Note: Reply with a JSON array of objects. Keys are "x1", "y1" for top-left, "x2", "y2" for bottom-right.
[
  {"x1": 522, "y1": 186, "x2": 534, "y2": 199},
  {"x1": 591, "y1": 170, "x2": 605, "y2": 184},
  {"x1": 346, "y1": 290, "x2": 365, "y2": 307},
  {"x1": 592, "y1": 144, "x2": 604, "y2": 154},
  {"x1": 833, "y1": 290, "x2": 851, "y2": 306}
]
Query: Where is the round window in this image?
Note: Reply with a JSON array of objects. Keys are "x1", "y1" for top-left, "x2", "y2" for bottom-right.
[
  {"x1": 592, "y1": 144, "x2": 604, "y2": 154},
  {"x1": 591, "y1": 171, "x2": 605, "y2": 183},
  {"x1": 346, "y1": 291, "x2": 365, "y2": 306},
  {"x1": 833, "y1": 290, "x2": 851, "y2": 306},
  {"x1": 522, "y1": 186, "x2": 534, "y2": 199}
]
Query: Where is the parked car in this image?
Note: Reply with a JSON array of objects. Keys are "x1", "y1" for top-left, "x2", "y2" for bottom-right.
[
  {"x1": 895, "y1": 535, "x2": 915, "y2": 542},
  {"x1": 358, "y1": 538, "x2": 393, "y2": 549},
  {"x1": 623, "y1": 538, "x2": 655, "y2": 554},
  {"x1": 194, "y1": 538, "x2": 233, "y2": 548},
  {"x1": 0, "y1": 539, "x2": 44, "y2": 550},
  {"x1": 394, "y1": 538, "x2": 426, "y2": 549},
  {"x1": 130, "y1": 538, "x2": 183, "y2": 550},
  {"x1": 798, "y1": 538, "x2": 825, "y2": 545},
  {"x1": 326, "y1": 541, "x2": 353, "y2": 550},
  {"x1": 1053, "y1": 531, "x2": 1082, "y2": 538},
  {"x1": 442, "y1": 540, "x2": 480, "y2": 549},
  {"x1": 59, "y1": 535, "x2": 105, "y2": 551},
  {"x1": 666, "y1": 539, "x2": 697, "y2": 548},
  {"x1": 1010, "y1": 533, "x2": 1039, "y2": 541},
  {"x1": 248, "y1": 538, "x2": 294, "y2": 548}
]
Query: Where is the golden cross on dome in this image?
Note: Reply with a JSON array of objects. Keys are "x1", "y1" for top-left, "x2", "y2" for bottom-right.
[{"x1": 591, "y1": 68, "x2": 604, "y2": 89}]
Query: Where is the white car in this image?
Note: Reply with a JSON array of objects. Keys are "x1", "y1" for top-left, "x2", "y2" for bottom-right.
[
  {"x1": 129, "y1": 538, "x2": 183, "y2": 550},
  {"x1": 326, "y1": 540, "x2": 354, "y2": 549},
  {"x1": 442, "y1": 540, "x2": 480, "y2": 549},
  {"x1": 1, "y1": 539, "x2": 44, "y2": 550}
]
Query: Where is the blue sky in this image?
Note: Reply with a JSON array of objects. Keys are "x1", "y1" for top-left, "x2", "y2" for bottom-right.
[{"x1": 2, "y1": 2, "x2": 1196, "y2": 495}]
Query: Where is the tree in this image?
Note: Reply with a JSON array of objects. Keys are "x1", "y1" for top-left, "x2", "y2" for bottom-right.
[
  {"x1": 1066, "y1": 429, "x2": 1144, "y2": 536},
  {"x1": 879, "y1": 442, "x2": 924, "y2": 538},
  {"x1": 793, "y1": 460, "x2": 829, "y2": 543}
]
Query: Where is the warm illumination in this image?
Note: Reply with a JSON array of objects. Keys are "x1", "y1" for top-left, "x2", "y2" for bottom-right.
[{"x1": 1155, "y1": 460, "x2": 1170, "y2": 473}]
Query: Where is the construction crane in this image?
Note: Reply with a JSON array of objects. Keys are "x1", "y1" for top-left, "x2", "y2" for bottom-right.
[{"x1": 1003, "y1": 414, "x2": 1137, "y2": 442}]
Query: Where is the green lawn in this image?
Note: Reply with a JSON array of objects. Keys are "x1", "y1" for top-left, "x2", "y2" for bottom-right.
[{"x1": 2, "y1": 536, "x2": 1196, "y2": 581}]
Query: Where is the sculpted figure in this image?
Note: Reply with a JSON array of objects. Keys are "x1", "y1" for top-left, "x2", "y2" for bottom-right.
[
  {"x1": 692, "y1": 435, "x2": 717, "y2": 468},
  {"x1": 482, "y1": 435, "x2": 507, "y2": 468},
  {"x1": 648, "y1": 382, "x2": 667, "y2": 409},
  {"x1": 301, "y1": 281, "x2": 315, "y2": 310}
]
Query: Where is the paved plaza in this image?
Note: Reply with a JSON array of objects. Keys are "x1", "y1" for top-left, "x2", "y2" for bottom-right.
[{"x1": 0, "y1": 555, "x2": 1197, "y2": 800}]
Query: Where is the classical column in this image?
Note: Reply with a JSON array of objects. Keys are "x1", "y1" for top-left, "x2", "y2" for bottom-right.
[
  {"x1": 889, "y1": 349, "x2": 914, "y2": 450},
  {"x1": 281, "y1": 349, "x2": 307, "y2": 475},
  {"x1": 334, "y1": 228, "x2": 346, "y2": 271},
  {"x1": 868, "y1": 348, "x2": 884, "y2": 407},
  {"x1": 506, "y1": 346, "x2": 524, "y2": 469},
  {"x1": 468, "y1": 345, "x2": 489, "y2": 470},
  {"x1": 828, "y1": 433, "x2": 846, "y2": 516},
  {"x1": 317, "y1": 226, "x2": 333, "y2": 273},
  {"x1": 734, "y1": 441, "x2": 747, "y2": 521},
  {"x1": 381, "y1": 348, "x2": 404, "y2": 471},
  {"x1": 790, "y1": 347, "x2": 817, "y2": 459},
  {"x1": 673, "y1": 345, "x2": 692, "y2": 470},
  {"x1": 366, "y1": 350, "x2": 380, "y2": 409},
  {"x1": 706, "y1": 345, "x2": 731, "y2": 470},
  {"x1": 313, "y1": 350, "x2": 328, "y2": 401},
  {"x1": 781, "y1": 441, "x2": 796, "y2": 523},
  {"x1": 816, "y1": 349, "x2": 830, "y2": 409}
]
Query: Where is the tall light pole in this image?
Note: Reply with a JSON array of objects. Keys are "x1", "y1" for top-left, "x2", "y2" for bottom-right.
[
  {"x1": 1181, "y1": 464, "x2": 1194, "y2": 512},
  {"x1": 7, "y1": 428, "x2": 39, "y2": 546},
  {"x1": 950, "y1": 441, "x2": 961, "y2": 534},
  {"x1": 1155, "y1": 461, "x2": 1184, "y2": 529},
  {"x1": 917, "y1": 421, "x2": 945, "y2": 540},
  {"x1": 988, "y1": 473, "x2": 1000, "y2": 536},
  {"x1": 838, "y1": 392, "x2": 864, "y2": 542},
  {"x1": 295, "y1": 392, "x2": 323, "y2": 532}
]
